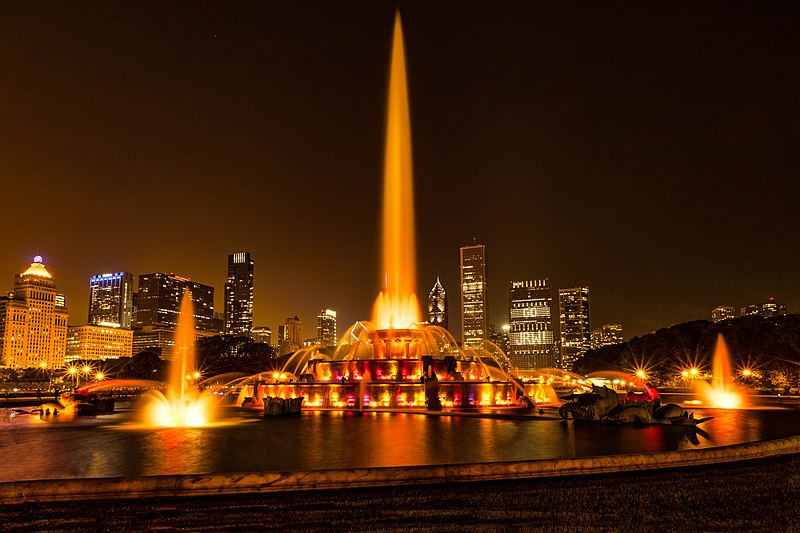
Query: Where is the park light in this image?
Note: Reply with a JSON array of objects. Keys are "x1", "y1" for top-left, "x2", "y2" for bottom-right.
[
  {"x1": 635, "y1": 370, "x2": 646, "y2": 379},
  {"x1": 690, "y1": 368, "x2": 698, "y2": 376},
  {"x1": 95, "y1": 372, "x2": 105, "y2": 381},
  {"x1": 742, "y1": 368, "x2": 752, "y2": 378},
  {"x1": 193, "y1": 371, "x2": 201, "y2": 379},
  {"x1": 68, "y1": 367, "x2": 77, "y2": 375},
  {"x1": 681, "y1": 370, "x2": 689, "y2": 378},
  {"x1": 39, "y1": 361, "x2": 47, "y2": 369}
]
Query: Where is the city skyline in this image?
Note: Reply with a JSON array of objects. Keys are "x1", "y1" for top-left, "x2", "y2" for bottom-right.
[{"x1": 2, "y1": 3, "x2": 799, "y2": 340}]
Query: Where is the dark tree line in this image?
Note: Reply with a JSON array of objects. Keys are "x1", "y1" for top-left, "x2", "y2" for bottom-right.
[{"x1": 574, "y1": 314, "x2": 800, "y2": 389}]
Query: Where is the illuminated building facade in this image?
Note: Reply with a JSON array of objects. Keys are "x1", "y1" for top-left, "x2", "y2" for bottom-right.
[
  {"x1": 427, "y1": 277, "x2": 448, "y2": 329},
  {"x1": 590, "y1": 323, "x2": 624, "y2": 349},
  {"x1": 0, "y1": 257, "x2": 69, "y2": 369},
  {"x1": 251, "y1": 326, "x2": 272, "y2": 345},
  {"x1": 741, "y1": 298, "x2": 787, "y2": 318},
  {"x1": 460, "y1": 244, "x2": 488, "y2": 349},
  {"x1": 224, "y1": 252, "x2": 254, "y2": 335},
  {"x1": 133, "y1": 273, "x2": 216, "y2": 359},
  {"x1": 66, "y1": 325, "x2": 133, "y2": 361},
  {"x1": 279, "y1": 316, "x2": 303, "y2": 355},
  {"x1": 508, "y1": 279, "x2": 554, "y2": 370},
  {"x1": 317, "y1": 309, "x2": 337, "y2": 347},
  {"x1": 711, "y1": 305, "x2": 736, "y2": 323},
  {"x1": 88, "y1": 272, "x2": 134, "y2": 328},
  {"x1": 558, "y1": 286, "x2": 590, "y2": 371}
]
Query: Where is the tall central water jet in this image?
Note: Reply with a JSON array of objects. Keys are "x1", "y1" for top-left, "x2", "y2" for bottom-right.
[{"x1": 372, "y1": 11, "x2": 421, "y2": 329}]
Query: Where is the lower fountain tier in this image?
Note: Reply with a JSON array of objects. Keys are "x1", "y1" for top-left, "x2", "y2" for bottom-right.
[{"x1": 239, "y1": 380, "x2": 557, "y2": 409}]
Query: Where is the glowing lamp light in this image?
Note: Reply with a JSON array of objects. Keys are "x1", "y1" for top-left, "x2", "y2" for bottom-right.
[
  {"x1": 681, "y1": 370, "x2": 689, "y2": 378},
  {"x1": 690, "y1": 368, "x2": 698, "y2": 376},
  {"x1": 33, "y1": 255, "x2": 43, "y2": 263},
  {"x1": 635, "y1": 370, "x2": 646, "y2": 379},
  {"x1": 39, "y1": 362, "x2": 47, "y2": 369},
  {"x1": 742, "y1": 369, "x2": 752, "y2": 377},
  {"x1": 95, "y1": 372, "x2": 105, "y2": 381},
  {"x1": 68, "y1": 367, "x2": 77, "y2": 375}
]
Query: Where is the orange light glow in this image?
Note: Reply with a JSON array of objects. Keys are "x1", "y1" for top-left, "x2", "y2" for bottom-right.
[{"x1": 371, "y1": 11, "x2": 421, "y2": 330}]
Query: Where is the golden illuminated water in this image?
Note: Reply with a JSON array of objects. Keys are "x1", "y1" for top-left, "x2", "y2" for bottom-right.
[
  {"x1": 142, "y1": 290, "x2": 214, "y2": 426},
  {"x1": 371, "y1": 11, "x2": 421, "y2": 329},
  {"x1": 699, "y1": 333, "x2": 746, "y2": 408}
]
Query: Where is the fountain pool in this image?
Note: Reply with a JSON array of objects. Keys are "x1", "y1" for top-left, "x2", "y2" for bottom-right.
[{"x1": 1, "y1": 402, "x2": 799, "y2": 483}]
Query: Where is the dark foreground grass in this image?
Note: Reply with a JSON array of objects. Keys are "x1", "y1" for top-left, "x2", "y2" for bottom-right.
[{"x1": 4, "y1": 455, "x2": 800, "y2": 532}]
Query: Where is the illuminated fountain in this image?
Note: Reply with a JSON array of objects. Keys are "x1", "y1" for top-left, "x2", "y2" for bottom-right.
[
  {"x1": 232, "y1": 13, "x2": 555, "y2": 411},
  {"x1": 138, "y1": 290, "x2": 216, "y2": 426},
  {"x1": 697, "y1": 333, "x2": 747, "y2": 409}
]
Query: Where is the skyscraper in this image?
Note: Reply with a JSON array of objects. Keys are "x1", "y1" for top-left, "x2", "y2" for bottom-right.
[
  {"x1": 224, "y1": 252, "x2": 254, "y2": 336},
  {"x1": 134, "y1": 273, "x2": 215, "y2": 331},
  {"x1": 0, "y1": 256, "x2": 69, "y2": 368},
  {"x1": 558, "y1": 287, "x2": 590, "y2": 371},
  {"x1": 508, "y1": 279, "x2": 554, "y2": 370},
  {"x1": 427, "y1": 277, "x2": 448, "y2": 329},
  {"x1": 132, "y1": 273, "x2": 216, "y2": 359},
  {"x1": 88, "y1": 272, "x2": 134, "y2": 328},
  {"x1": 279, "y1": 316, "x2": 303, "y2": 355},
  {"x1": 590, "y1": 323, "x2": 624, "y2": 349},
  {"x1": 317, "y1": 309, "x2": 337, "y2": 347},
  {"x1": 460, "y1": 244, "x2": 488, "y2": 349}
]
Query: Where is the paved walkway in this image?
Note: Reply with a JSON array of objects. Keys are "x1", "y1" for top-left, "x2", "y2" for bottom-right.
[{"x1": 4, "y1": 454, "x2": 799, "y2": 531}]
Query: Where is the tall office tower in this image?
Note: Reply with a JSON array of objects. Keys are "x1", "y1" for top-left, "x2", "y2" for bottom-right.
[
  {"x1": 133, "y1": 273, "x2": 216, "y2": 359},
  {"x1": 427, "y1": 277, "x2": 448, "y2": 329},
  {"x1": 558, "y1": 287, "x2": 591, "y2": 371},
  {"x1": 460, "y1": 244, "x2": 488, "y2": 349},
  {"x1": 0, "y1": 256, "x2": 69, "y2": 368},
  {"x1": 711, "y1": 306, "x2": 736, "y2": 323},
  {"x1": 590, "y1": 323, "x2": 624, "y2": 349},
  {"x1": 251, "y1": 326, "x2": 272, "y2": 345},
  {"x1": 317, "y1": 309, "x2": 337, "y2": 347},
  {"x1": 224, "y1": 252, "x2": 254, "y2": 335},
  {"x1": 508, "y1": 279, "x2": 554, "y2": 370},
  {"x1": 88, "y1": 272, "x2": 134, "y2": 328},
  {"x1": 279, "y1": 316, "x2": 303, "y2": 355},
  {"x1": 134, "y1": 273, "x2": 215, "y2": 331}
]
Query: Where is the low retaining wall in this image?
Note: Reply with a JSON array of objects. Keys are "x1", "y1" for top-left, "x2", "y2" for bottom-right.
[{"x1": 2, "y1": 435, "x2": 800, "y2": 504}]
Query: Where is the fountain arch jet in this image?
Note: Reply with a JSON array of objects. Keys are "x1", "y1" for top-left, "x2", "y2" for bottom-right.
[{"x1": 233, "y1": 12, "x2": 551, "y2": 411}]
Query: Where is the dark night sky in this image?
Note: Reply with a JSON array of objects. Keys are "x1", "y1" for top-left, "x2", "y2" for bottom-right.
[{"x1": 1, "y1": 1, "x2": 799, "y2": 340}]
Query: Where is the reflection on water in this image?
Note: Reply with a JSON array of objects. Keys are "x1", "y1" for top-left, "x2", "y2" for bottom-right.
[{"x1": 1, "y1": 407, "x2": 799, "y2": 483}]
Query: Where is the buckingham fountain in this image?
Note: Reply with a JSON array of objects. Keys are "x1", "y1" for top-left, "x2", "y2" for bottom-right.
[{"x1": 228, "y1": 13, "x2": 554, "y2": 412}]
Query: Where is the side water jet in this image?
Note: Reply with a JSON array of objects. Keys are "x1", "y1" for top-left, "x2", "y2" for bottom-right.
[
  {"x1": 140, "y1": 290, "x2": 216, "y2": 426},
  {"x1": 697, "y1": 333, "x2": 747, "y2": 409}
]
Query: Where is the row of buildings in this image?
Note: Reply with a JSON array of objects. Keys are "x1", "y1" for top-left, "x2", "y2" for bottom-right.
[
  {"x1": 711, "y1": 300, "x2": 788, "y2": 322},
  {"x1": 0, "y1": 253, "x2": 343, "y2": 369},
  {"x1": 441, "y1": 243, "x2": 622, "y2": 372}
]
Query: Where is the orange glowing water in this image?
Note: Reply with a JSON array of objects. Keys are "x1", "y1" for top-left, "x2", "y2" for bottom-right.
[
  {"x1": 142, "y1": 290, "x2": 214, "y2": 426},
  {"x1": 372, "y1": 12, "x2": 421, "y2": 329},
  {"x1": 699, "y1": 334, "x2": 746, "y2": 408}
]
